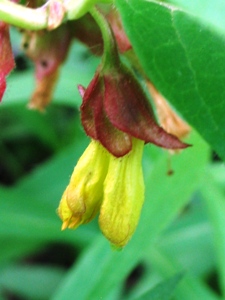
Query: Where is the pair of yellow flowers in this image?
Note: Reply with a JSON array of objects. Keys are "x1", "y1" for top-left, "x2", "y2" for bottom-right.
[{"x1": 58, "y1": 138, "x2": 144, "y2": 248}]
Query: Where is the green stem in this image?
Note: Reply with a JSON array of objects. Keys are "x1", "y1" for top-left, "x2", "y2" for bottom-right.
[
  {"x1": 89, "y1": 6, "x2": 119, "y2": 67},
  {"x1": 65, "y1": 0, "x2": 113, "y2": 20},
  {"x1": 0, "y1": 0, "x2": 113, "y2": 30},
  {"x1": 0, "y1": 0, "x2": 47, "y2": 30}
]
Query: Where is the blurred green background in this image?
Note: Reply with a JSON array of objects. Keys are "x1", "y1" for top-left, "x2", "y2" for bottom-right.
[{"x1": 0, "y1": 28, "x2": 225, "y2": 300}]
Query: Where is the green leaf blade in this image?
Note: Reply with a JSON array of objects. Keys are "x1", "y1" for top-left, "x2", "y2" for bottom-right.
[
  {"x1": 201, "y1": 172, "x2": 225, "y2": 297},
  {"x1": 116, "y1": 0, "x2": 225, "y2": 160},
  {"x1": 134, "y1": 272, "x2": 184, "y2": 300}
]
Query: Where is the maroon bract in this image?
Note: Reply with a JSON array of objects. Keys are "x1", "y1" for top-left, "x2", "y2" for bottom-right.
[
  {"x1": 79, "y1": 62, "x2": 189, "y2": 157},
  {"x1": 0, "y1": 22, "x2": 15, "y2": 102}
]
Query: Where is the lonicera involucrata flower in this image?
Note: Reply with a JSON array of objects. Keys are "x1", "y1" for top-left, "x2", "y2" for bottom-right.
[
  {"x1": 58, "y1": 139, "x2": 109, "y2": 230},
  {"x1": 58, "y1": 137, "x2": 145, "y2": 248},
  {"x1": 99, "y1": 138, "x2": 145, "y2": 248},
  {"x1": 58, "y1": 8, "x2": 189, "y2": 248}
]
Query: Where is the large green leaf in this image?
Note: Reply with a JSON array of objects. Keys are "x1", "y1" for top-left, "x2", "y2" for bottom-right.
[
  {"x1": 116, "y1": 0, "x2": 225, "y2": 161},
  {"x1": 167, "y1": 0, "x2": 225, "y2": 34}
]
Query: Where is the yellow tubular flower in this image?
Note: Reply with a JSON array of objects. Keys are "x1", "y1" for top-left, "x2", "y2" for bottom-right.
[
  {"x1": 58, "y1": 139, "x2": 110, "y2": 230},
  {"x1": 99, "y1": 138, "x2": 145, "y2": 248},
  {"x1": 57, "y1": 9, "x2": 189, "y2": 248}
]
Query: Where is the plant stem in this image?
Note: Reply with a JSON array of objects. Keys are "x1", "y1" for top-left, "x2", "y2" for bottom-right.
[
  {"x1": 65, "y1": 0, "x2": 112, "y2": 20},
  {"x1": 89, "y1": 6, "x2": 119, "y2": 67},
  {"x1": 0, "y1": 0, "x2": 48, "y2": 30},
  {"x1": 0, "y1": 0, "x2": 112, "y2": 30}
]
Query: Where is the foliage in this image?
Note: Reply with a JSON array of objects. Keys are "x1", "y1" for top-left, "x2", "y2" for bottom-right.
[{"x1": 1, "y1": 0, "x2": 225, "y2": 299}]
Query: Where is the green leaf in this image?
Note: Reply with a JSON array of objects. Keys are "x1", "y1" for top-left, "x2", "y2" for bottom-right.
[
  {"x1": 149, "y1": 248, "x2": 219, "y2": 300},
  {"x1": 209, "y1": 163, "x2": 225, "y2": 189},
  {"x1": 167, "y1": 0, "x2": 225, "y2": 34},
  {"x1": 0, "y1": 265, "x2": 65, "y2": 300},
  {"x1": 201, "y1": 171, "x2": 225, "y2": 297},
  {"x1": 0, "y1": 238, "x2": 40, "y2": 265},
  {"x1": 133, "y1": 273, "x2": 183, "y2": 300},
  {"x1": 52, "y1": 132, "x2": 210, "y2": 300},
  {"x1": 159, "y1": 208, "x2": 215, "y2": 277},
  {"x1": 116, "y1": 0, "x2": 225, "y2": 161},
  {"x1": 128, "y1": 209, "x2": 215, "y2": 300}
]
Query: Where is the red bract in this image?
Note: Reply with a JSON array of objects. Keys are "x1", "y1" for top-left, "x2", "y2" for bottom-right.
[
  {"x1": 79, "y1": 63, "x2": 189, "y2": 157},
  {"x1": 0, "y1": 22, "x2": 15, "y2": 102}
]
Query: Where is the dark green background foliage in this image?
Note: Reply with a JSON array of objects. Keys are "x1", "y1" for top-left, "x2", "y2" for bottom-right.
[{"x1": 1, "y1": 1, "x2": 225, "y2": 299}]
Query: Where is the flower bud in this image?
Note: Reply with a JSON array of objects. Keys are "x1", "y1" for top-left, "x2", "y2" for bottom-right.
[
  {"x1": 58, "y1": 140, "x2": 109, "y2": 230},
  {"x1": 99, "y1": 138, "x2": 145, "y2": 248},
  {"x1": 22, "y1": 24, "x2": 72, "y2": 110}
]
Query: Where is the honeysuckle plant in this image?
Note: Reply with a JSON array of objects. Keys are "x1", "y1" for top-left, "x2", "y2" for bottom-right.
[
  {"x1": 3, "y1": 0, "x2": 225, "y2": 298},
  {"x1": 59, "y1": 7, "x2": 189, "y2": 247},
  {"x1": 0, "y1": 0, "x2": 190, "y2": 248}
]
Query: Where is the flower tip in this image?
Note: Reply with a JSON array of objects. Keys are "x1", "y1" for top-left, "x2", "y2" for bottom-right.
[
  {"x1": 27, "y1": 102, "x2": 45, "y2": 113},
  {"x1": 61, "y1": 220, "x2": 69, "y2": 231},
  {"x1": 78, "y1": 84, "x2": 86, "y2": 97},
  {"x1": 68, "y1": 219, "x2": 80, "y2": 229},
  {"x1": 162, "y1": 131, "x2": 191, "y2": 150}
]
